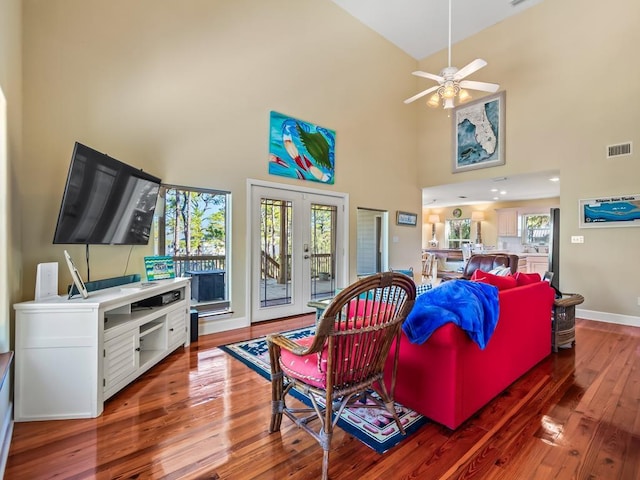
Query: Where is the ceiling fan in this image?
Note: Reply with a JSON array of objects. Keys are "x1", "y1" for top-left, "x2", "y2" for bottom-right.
[{"x1": 404, "y1": 0, "x2": 500, "y2": 109}]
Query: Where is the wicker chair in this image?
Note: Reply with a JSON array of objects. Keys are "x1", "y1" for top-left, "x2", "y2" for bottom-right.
[{"x1": 267, "y1": 272, "x2": 416, "y2": 480}]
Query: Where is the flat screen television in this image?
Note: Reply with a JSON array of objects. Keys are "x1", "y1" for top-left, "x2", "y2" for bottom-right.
[{"x1": 53, "y1": 142, "x2": 162, "y2": 245}]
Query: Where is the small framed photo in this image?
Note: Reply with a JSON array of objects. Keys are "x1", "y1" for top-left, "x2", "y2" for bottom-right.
[{"x1": 396, "y1": 211, "x2": 418, "y2": 226}]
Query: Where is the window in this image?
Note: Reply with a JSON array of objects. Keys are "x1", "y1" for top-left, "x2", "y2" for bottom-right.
[
  {"x1": 445, "y1": 218, "x2": 471, "y2": 249},
  {"x1": 522, "y1": 214, "x2": 550, "y2": 246},
  {"x1": 156, "y1": 185, "x2": 230, "y2": 313}
]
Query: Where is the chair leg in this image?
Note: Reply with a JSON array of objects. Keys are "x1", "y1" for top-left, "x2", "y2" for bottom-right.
[
  {"x1": 321, "y1": 448, "x2": 330, "y2": 480},
  {"x1": 375, "y1": 381, "x2": 405, "y2": 435},
  {"x1": 268, "y1": 342, "x2": 284, "y2": 432}
]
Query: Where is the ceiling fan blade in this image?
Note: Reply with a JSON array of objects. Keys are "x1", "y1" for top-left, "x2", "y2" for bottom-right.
[
  {"x1": 459, "y1": 80, "x2": 500, "y2": 93},
  {"x1": 454, "y1": 59, "x2": 487, "y2": 80},
  {"x1": 404, "y1": 85, "x2": 440, "y2": 104},
  {"x1": 412, "y1": 70, "x2": 444, "y2": 83}
]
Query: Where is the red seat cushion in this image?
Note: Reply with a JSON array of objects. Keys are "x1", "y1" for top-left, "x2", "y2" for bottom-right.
[
  {"x1": 279, "y1": 336, "x2": 328, "y2": 388},
  {"x1": 280, "y1": 300, "x2": 393, "y2": 388},
  {"x1": 471, "y1": 270, "x2": 517, "y2": 290}
]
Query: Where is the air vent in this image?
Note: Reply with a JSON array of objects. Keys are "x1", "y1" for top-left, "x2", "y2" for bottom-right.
[{"x1": 607, "y1": 142, "x2": 632, "y2": 158}]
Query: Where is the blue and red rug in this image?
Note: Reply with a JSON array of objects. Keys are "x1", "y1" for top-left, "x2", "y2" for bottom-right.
[{"x1": 219, "y1": 326, "x2": 428, "y2": 453}]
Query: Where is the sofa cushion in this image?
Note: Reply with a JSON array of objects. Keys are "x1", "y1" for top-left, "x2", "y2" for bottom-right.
[
  {"x1": 471, "y1": 270, "x2": 517, "y2": 290},
  {"x1": 462, "y1": 253, "x2": 520, "y2": 279},
  {"x1": 489, "y1": 266, "x2": 512, "y2": 276},
  {"x1": 514, "y1": 272, "x2": 542, "y2": 286}
]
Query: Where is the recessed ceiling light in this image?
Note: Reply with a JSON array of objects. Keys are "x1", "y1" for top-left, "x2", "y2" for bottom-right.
[
  {"x1": 549, "y1": 177, "x2": 560, "y2": 182},
  {"x1": 493, "y1": 197, "x2": 499, "y2": 200},
  {"x1": 490, "y1": 188, "x2": 498, "y2": 192},
  {"x1": 500, "y1": 190, "x2": 507, "y2": 195}
]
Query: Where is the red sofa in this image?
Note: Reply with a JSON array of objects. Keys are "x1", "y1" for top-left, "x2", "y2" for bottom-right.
[{"x1": 384, "y1": 280, "x2": 555, "y2": 430}]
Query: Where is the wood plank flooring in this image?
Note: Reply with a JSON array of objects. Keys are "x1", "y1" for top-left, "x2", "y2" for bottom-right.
[{"x1": 6, "y1": 316, "x2": 640, "y2": 479}]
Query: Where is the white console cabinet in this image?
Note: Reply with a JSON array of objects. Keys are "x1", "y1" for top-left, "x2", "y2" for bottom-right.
[{"x1": 14, "y1": 277, "x2": 191, "y2": 421}]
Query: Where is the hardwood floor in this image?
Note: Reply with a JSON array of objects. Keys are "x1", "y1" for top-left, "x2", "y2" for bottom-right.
[{"x1": 6, "y1": 316, "x2": 640, "y2": 479}]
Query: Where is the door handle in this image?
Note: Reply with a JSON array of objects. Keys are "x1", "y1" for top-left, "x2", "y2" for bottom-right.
[{"x1": 303, "y1": 255, "x2": 310, "y2": 259}]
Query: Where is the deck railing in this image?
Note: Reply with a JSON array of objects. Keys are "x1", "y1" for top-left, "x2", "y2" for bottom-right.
[
  {"x1": 173, "y1": 255, "x2": 226, "y2": 277},
  {"x1": 172, "y1": 252, "x2": 333, "y2": 283},
  {"x1": 260, "y1": 252, "x2": 333, "y2": 281}
]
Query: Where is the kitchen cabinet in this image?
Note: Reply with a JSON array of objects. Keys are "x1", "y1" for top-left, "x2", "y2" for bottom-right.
[
  {"x1": 496, "y1": 209, "x2": 519, "y2": 237},
  {"x1": 526, "y1": 255, "x2": 549, "y2": 276}
]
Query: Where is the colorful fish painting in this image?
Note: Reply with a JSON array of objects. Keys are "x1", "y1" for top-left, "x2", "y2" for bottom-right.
[{"x1": 268, "y1": 111, "x2": 335, "y2": 184}]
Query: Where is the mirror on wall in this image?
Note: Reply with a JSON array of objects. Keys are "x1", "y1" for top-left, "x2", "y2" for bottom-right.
[{"x1": 356, "y1": 208, "x2": 388, "y2": 276}]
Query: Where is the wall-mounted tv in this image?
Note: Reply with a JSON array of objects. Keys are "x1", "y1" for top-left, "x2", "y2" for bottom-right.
[{"x1": 53, "y1": 142, "x2": 162, "y2": 245}]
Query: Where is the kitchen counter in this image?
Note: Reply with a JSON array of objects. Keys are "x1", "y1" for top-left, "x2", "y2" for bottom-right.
[{"x1": 424, "y1": 248, "x2": 463, "y2": 261}]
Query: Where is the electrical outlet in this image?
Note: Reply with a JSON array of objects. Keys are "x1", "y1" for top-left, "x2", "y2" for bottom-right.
[{"x1": 571, "y1": 235, "x2": 584, "y2": 244}]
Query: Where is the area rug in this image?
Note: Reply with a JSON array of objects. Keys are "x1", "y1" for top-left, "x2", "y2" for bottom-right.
[{"x1": 219, "y1": 326, "x2": 428, "y2": 453}]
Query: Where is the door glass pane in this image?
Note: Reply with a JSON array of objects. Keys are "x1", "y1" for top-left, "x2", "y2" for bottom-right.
[
  {"x1": 310, "y1": 203, "x2": 336, "y2": 300},
  {"x1": 260, "y1": 198, "x2": 292, "y2": 307}
]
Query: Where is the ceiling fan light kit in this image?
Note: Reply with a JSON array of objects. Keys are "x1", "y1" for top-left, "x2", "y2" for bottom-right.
[{"x1": 405, "y1": 0, "x2": 500, "y2": 109}]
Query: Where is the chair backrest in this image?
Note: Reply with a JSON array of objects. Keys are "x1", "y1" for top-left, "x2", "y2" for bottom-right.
[
  {"x1": 313, "y1": 272, "x2": 416, "y2": 395},
  {"x1": 462, "y1": 253, "x2": 520, "y2": 279},
  {"x1": 461, "y1": 243, "x2": 473, "y2": 262},
  {"x1": 422, "y1": 253, "x2": 436, "y2": 281}
]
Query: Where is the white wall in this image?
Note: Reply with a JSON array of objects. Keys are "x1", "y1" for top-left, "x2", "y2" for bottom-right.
[{"x1": 416, "y1": 0, "x2": 640, "y2": 320}]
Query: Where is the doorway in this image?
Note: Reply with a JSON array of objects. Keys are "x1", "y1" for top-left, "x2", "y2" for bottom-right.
[
  {"x1": 250, "y1": 183, "x2": 347, "y2": 322},
  {"x1": 356, "y1": 208, "x2": 388, "y2": 276}
]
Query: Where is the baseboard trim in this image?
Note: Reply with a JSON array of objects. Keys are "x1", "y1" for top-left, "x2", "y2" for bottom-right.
[
  {"x1": 199, "y1": 315, "x2": 250, "y2": 335},
  {"x1": 577, "y1": 308, "x2": 640, "y2": 328},
  {"x1": 0, "y1": 402, "x2": 13, "y2": 479}
]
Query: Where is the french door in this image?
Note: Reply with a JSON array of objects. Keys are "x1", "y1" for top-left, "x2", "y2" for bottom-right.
[{"x1": 250, "y1": 185, "x2": 346, "y2": 322}]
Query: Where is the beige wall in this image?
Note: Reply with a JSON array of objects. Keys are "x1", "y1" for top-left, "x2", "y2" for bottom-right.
[
  {"x1": 416, "y1": 0, "x2": 640, "y2": 320},
  {"x1": 20, "y1": 1, "x2": 422, "y2": 322},
  {"x1": 16, "y1": 0, "x2": 640, "y2": 325},
  {"x1": 0, "y1": 0, "x2": 22, "y2": 459}
]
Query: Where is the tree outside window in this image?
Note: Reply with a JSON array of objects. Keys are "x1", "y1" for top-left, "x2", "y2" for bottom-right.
[
  {"x1": 446, "y1": 218, "x2": 471, "y2": 249},
  {"x1": 156, "y1": 185, "x2": 230, "y2": 311},
  {"x1": 522, "y1": 214, "x2": 550, "y2": 246}
]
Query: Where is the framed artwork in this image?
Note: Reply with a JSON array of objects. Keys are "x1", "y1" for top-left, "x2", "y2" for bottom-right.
[
  {"x1": 452, "y1": 91, "x2": 505, "y2": 173},
  {"x1": 396, "y1": 211, "x2": 418, "y2": 226},
  {"x1": 578, "y1": 194, "x2": 640, "y2": 228},
  {"x1": 268, "y1": 111, "x2": 335, "y2": 184}
]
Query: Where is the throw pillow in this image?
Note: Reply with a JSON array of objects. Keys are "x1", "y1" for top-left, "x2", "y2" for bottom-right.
[
  {"x1": 471, "y1": 270, "x2": 517, "y2": 290},
  {"x1": 489, "y1": 266, "x2": 512, "y2": 276},
  {"x1": 514, "y1": 271, "x2": 541, "y2": 286}
]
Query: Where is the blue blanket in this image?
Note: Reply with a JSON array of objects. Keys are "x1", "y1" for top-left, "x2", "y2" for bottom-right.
[{"x1": 402, "y1": 280, "x2": 500, "y2": 349}]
